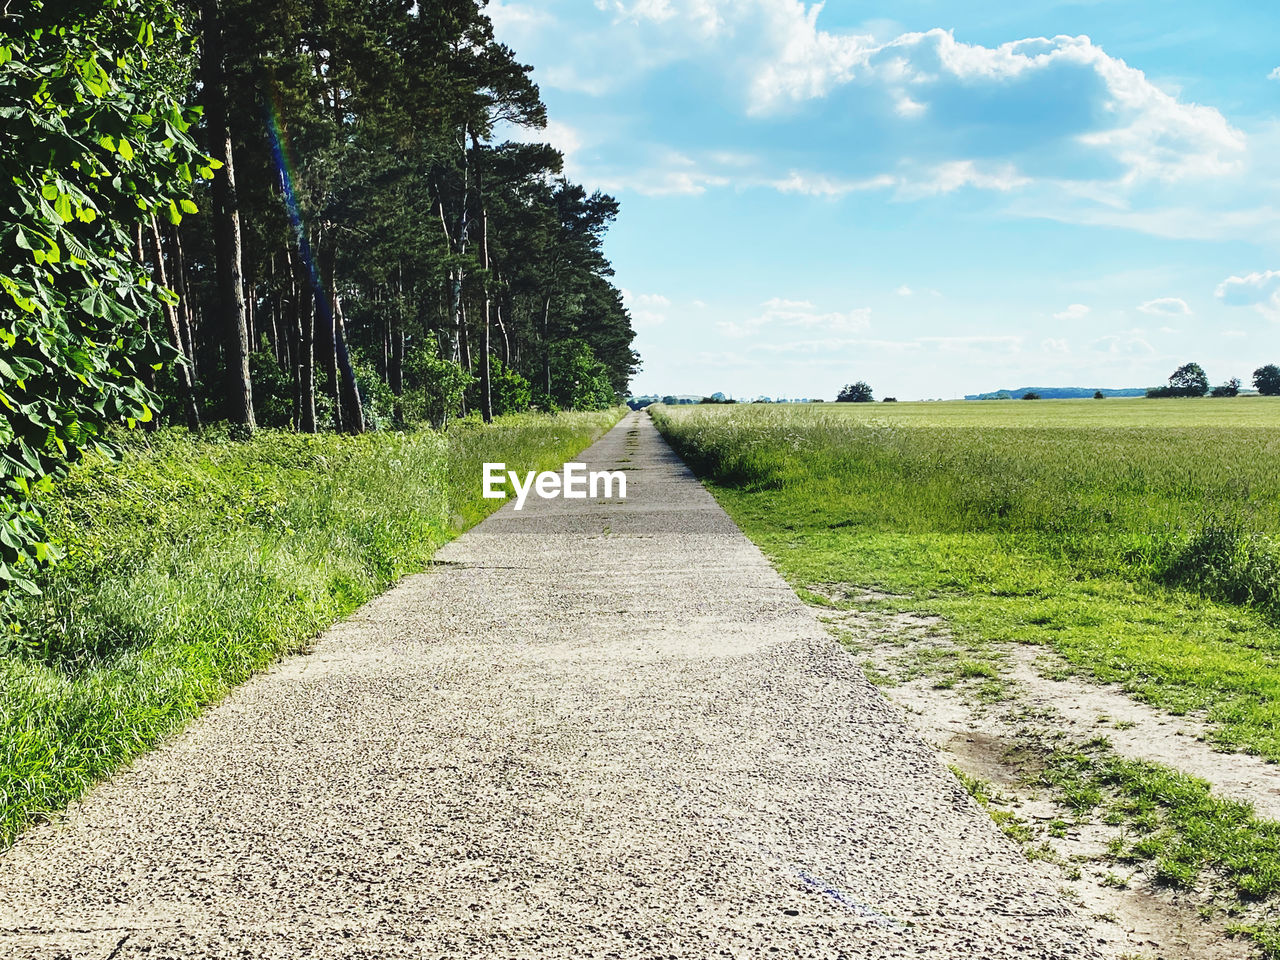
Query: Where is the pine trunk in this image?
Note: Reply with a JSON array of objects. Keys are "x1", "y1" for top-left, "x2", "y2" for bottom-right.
[{"x1": 200, "y1": 0, "x2": 255, "y2": 432}]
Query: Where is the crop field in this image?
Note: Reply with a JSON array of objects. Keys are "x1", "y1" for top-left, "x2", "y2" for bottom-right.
[{"x1": 653, "y1": 397, "x2": 1280, "y2": 951}]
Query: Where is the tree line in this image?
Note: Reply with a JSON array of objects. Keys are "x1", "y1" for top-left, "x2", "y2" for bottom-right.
[
  {"x1": 0, "y1": 0, "x2": 637, "y2": 597},
  {"x1": 1147, "y1": 363, "x2": 1279, "y2": 398}
]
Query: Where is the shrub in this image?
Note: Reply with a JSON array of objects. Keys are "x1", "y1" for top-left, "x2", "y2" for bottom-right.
[
  {"x1": 1021, "y1": 392, "x2": 1041, "y2": 400},
  {"x1": 1211, "y1": 378, "x2": 1242, "y2": 398},
  {"x1": 1160, "y1": 520, "x2": 1280, "y2": 613}
]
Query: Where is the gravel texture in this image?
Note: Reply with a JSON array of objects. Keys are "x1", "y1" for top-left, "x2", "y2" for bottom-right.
[{"x1": 0, "y1": 410, "x2": 1099, "y2": 958}]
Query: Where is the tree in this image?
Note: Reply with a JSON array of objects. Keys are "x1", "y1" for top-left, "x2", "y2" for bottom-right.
[
  {"x1": 1169, "y1": 362, "x2": 1209, "y2": 397},
  {"x1": 198, "y1": 0, "x2": 255, "y2": 432},
  {"x1": 1021, "y1": 392, "x2": 1041, "y2": 400},
  {"x1": 1254, "y1": 364, "x2": 1280, "y2": 396},
  {"x1": 1211, "y1": 378, "x2": 1242, "y2": 398},
  {"x1": 1093, "y1": 390, "x2": 1105, "y2": 400},
  {"x1": 0, "y1": 0, "x2": 209, "y2": 597},
  {"x1": 837, "y1": 382, "x2": 874, "y2": 402}
]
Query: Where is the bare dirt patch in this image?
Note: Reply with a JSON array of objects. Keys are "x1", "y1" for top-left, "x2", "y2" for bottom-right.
[{"x1": 812, "y1": 583, "x2": 1275, "y2": 960}]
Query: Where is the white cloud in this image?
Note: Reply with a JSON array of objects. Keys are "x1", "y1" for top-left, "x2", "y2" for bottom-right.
[
  {"x1": 1052, "y1": 303, "x2": 1090, "y2": 321},
  {"x1": 742, "y1": 20, "x2": 1243, "y2": 183},
  {"x1": 896, "y1": 285, "x2": 913, "y2": 296},
  {"x1": 1042, "y1": 338, "x2": 1071, "y2": 353},
  {"x1": 1137, "y1": 297, "x2": 1191, "y2": 316},
  {"x1": 897, "y1": 160, "x2": 1030, "y2": 198},
  {"x1": 1223, "y1": 330, "x2": 1248, "y2": 338},
  {"x1": 1216, "y1": 269, "x2": 1280, "y2": 320},
  {"x1": 622, "y1": 290, "x2": 672, "y2": 327},
  {"x1": 719, "y1": 297, "x2": 871, "y2": 338},
  {"x1": 1090, "y1": 334, "x2": 1155, "y2": 356},
  {"x1": 1270, "y1": 67, "x2": 1280, "y2": 81},
  {"x1": 770, "y1": 170, "x2": 895, "y2": 197}
]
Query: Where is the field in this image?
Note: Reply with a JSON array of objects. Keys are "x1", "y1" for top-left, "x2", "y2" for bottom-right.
[
  {"x1": 653, "y1": 397, "x2": 1280, "y2": 953},
  {"x1": 0, "y1": 409, "x2": 623, "y2": 846}
]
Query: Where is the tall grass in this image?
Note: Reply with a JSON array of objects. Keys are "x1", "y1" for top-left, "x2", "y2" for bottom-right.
[{"x1": 0, "y1": 409, "x2": 621, "y2": 845}]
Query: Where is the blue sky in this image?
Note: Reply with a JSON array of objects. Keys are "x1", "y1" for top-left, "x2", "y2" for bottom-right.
[{"x1": 490, "y1": 0, "x2": 1280, "y2": 400}]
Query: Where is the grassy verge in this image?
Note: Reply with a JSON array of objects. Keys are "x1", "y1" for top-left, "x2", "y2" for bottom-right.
[{"x1": 0, "y1": 408, "x2": 622, "y2": 846}]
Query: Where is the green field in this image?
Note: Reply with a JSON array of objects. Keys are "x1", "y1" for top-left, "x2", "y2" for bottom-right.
[
  {"x1": 0, "y1": 409, "x2": 622, "y2": 846},
  {"x1": 653, "y1": 397, "x2": 1280, "y2": 753}
]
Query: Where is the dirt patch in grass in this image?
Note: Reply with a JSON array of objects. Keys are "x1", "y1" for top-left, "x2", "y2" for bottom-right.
[{"x1": 814, "y1": 582, "x2": 1280, "y2": 960}]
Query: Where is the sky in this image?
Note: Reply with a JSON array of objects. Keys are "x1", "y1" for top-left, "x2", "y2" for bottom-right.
[{"x1": 489, "y1": 0, "x2": 1280, "y2": 401}]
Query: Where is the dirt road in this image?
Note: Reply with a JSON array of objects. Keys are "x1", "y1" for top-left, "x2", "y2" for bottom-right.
[{"x1": 0, "y1": 411, "x2": 1098, "y2": 958}]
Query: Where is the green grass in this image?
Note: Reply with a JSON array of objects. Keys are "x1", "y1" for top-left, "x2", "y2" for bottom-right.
[
  {"x1": 0, "y1": 408, "x2": 622, "y2": 846},
  {"x1": 651, "y1": 399, "x2": 1280, "y2": 758}
]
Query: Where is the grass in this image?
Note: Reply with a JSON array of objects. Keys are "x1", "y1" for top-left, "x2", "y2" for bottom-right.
[
  {"x1": 0, "y1": 408, "x2": 622, "y2": 846},
  {"x1": 651, "y1": 398, "x2": 1280, "y2": 758}
]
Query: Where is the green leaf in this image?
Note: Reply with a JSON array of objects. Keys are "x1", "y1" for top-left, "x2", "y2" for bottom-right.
[
  {"x1": 163, "y1": 200, "x2": 181, "y2": 225},
  {"x1": 179, "y1": 198, "x2": 198, "y2": 214},
  {"x1": 117, "y1": 138, "x2": 134, "y2": 162},
  {"x1": 53, "y1": 194, "x2": 73, "y2": 222}
]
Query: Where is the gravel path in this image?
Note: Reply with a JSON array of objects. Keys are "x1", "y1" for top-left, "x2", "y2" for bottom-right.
[{"x1": 0, "y1": 411, "x2": 1099, "y2": 958}]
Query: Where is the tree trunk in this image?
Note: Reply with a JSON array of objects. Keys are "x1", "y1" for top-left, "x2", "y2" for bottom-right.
[
  {"x1": 333, "y1": 290, "x2": 365, "y2": 434},
  {"x1": 148, "y1": 216, "x2": 201, "y2": 431},
  {"x1": 317, "y1": 228, "x2": 342, "y2": 432},
  {"x1": 291, "y1": 247, "x2": 317, "y2": 433},
  {"x1": 200, "y1": 0, "x2": 255, "y2": 432},
  {"x1": 163, "y1": 222, "x2": 199, "y2": 381},
  {"x1": 542, "y1": 294, "x2": 552, "y2": 399}
]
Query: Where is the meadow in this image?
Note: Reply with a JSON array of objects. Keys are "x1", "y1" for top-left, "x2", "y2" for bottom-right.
[{"x1": 0, "y1": 409, "x2": 622, "y2": 846}]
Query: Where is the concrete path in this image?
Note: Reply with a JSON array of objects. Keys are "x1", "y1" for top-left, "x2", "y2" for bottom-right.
[{"x1": 0, "y1": 411, "x2": 1098, "y2": 959}]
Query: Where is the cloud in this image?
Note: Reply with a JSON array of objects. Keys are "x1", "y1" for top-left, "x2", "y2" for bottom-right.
[
  {"x1": 622, "y1": 290, "x2": 672, "y2": 327},
  {"x1": 1090, "y1": 334, "x2": 1155, "y2": 356},
  {"x1": 1052, "y1": 303, "x2": 1091, "y2": 321},
  {"x1": 770, "y1": 170, "x2": 896, "y2": 197},
  {"x1": 896, "y1": 285, "x2": 913, "y2": 296},
  {"x1": 897, "y1": 160, "x2": 1031, "y2": 198},
  {"x1": 1271, "y1": 67, "x2": 1280, "y2": 81},
  {"x1": 1216, "y1": 269, "x2": 1280, "y2": 320},
  {"x1": 1137, "y1": 297, "x2": 1191, "y2": 316},
  {"x1": 719, "y1": 297, "x2": 872, "y2": 338},
  {"x1": 1042, "y1": 338, "x2": 1070, "y2": 353}
]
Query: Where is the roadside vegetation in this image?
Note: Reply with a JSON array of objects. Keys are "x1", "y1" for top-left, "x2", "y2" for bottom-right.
[
  {"x1": 0, "y1": 409, "x2": 621, "y2": 846},
  {"x1": 653, "y1": 397, "x2": 1280, "y2": 954}
]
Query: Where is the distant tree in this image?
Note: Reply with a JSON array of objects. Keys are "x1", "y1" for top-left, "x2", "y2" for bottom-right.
[
  {"x1": 1022, "y1": 392, "x2": 1041, "y2": 400},
  {"x1": 1210, "y1": 377, "x2": 1242, "y2": 398},
  {"x1": 1093, "y1": 390, "x2": 1105, "y2": 400},
  {"x1": 1168, "y1": 362, "x2": 1209, "y2": 397},
  {"x1": 993, "y1": 391, "x2": 1013, "y2": 400},
  {"x1": 882, "y1": 397, "x2": 898, "y2": 403},
  {"x1": 1254, "y1": 364, "x2": 1280, "y2": 396},
  {"x1": 837, "y1": 381, "x2": 874, "y2": 403}
]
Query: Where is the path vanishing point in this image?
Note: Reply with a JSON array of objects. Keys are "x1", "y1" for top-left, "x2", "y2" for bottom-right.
[{"x1": 0, "y1": 411, "x2": 1099, "y2": 958}]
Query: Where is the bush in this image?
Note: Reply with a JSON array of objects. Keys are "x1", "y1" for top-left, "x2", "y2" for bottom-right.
[
  {"x1": 1022, "y1": 392, "x2": 1041, "y2": 400},
  {"x1": 466, "y1": 357, "x2": 531, "y2": 417},
  {"x1": 1160, "y1": 520, "x2": 1280, "y2": 613},
  {"x1": 1094, "y1": 391, "x2": 1105, "y2": 400},
  {"x1": 1211, "y1": 378, "x2": 1242, "y2": 398},
  {"x1": 550, "y1": 340, "x2": 615, "y2": 411}
]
